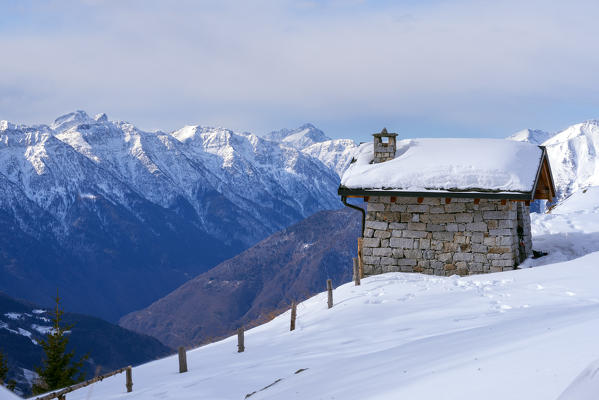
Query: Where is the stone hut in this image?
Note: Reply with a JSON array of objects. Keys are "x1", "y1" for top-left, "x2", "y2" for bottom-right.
[{"x1": 339, "y1": 129, "x2": 556, "y2": 277}]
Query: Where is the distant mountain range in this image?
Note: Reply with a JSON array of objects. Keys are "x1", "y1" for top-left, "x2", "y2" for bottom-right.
[
  {"x1": 0, "y1": 112, "x2": 356, "y2": 321},
  {"x1": 0, "y1": 291, "x2": 171, "y2": 397}
]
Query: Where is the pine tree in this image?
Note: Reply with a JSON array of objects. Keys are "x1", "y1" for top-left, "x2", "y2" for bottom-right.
[
  {"x1": 0, "y1": 350, "x2": 16, "y2": 391},
  {"x1": 32, "y1": 291, "x2": 87, "y2": 394}
]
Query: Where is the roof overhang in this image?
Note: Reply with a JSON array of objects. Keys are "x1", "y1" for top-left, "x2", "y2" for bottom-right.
[
  {"x1": 338, "y1": 187, "x2": 532, "y2": 200},
  {"x1": 338, "y1": 145, "x2": 557, "y2": 203}
]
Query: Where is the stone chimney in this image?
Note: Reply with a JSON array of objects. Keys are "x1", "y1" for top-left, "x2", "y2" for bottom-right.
[{"x1": 373, "y1": 128, "x2": 398, "y2": 163}]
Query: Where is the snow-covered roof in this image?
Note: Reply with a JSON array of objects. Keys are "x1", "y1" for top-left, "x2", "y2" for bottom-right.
[{"x1": 340, "y1": 138, "x2": 545, "y2": 196}]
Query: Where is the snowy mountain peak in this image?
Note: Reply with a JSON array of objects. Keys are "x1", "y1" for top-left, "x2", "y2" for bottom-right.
[
  {"x1": 0, "y1": 120, "x2": 15, "y2": 131},
  {"x1": 94, "y1": 112, "x2": 108, "y2": 122},
  {"x1": 507, "y1": 128, "x2": 553, "y2": 145},
  {"x1": 51, "y1": 110, "x2": 95, "y2": 131},
  {"x1": 265, "y1": 123, "x2": 331, "y2": 149}
]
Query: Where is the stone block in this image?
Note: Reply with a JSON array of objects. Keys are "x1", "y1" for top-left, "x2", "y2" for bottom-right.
[
  {"x1": 474, "y1": 253, "x2": 487, "y2": 263},
  {"x1": 398, "y1": 258, "x2": 417, "y2": 266},
  {"x1": 444, "y1": 203, "x2": 466, "y2": 213},
  {"x1": 492, "y1": 259, "x2": 514, "y2": 267},
  {"x1": 373, "y1": 247, "x2": 393, "y2": 257},
  {"x1": 363, "y1": 238, "x2": 381, "y2": 248},
  {"x1": 453, "y1": 252, "x2": 473, "y2": 262},
  {"x1": 430, "y1": 214, "x2": 456, "y2": 223},
  {"x1": 471, "y1": 244, "x2": 487, "y2": 253},
  {"x1": 403, "y1": 230, "x2": 428, "y2": 239},
  {"x1": 403, "y1": 249, "x2": 422, "y2": 259},
  {"x1": 379, "y1": 212, "x2": 399, "y2": 222},
  {"x1": 488, "y1": 247, "x2": 511, "y2": 254},
  {"x1": 382, "y1": 265, "x2": 400, "y2": 273},
  {"x1": 446, "y1": 223, "x2": 459, "y2": 232},
  {"x1": 390, "y1": 237, "x2": 413, "y2": 249},
  {"x1": 455, "y1": 213, "x2": 473, "y2": 223},
  {"x1": 444, "y1": 263, "x2": 456, "y2": 271},
  {"x1": 381, "y1": 239, "x2": 389, "y2": 247},
  {"x1": 438, "y1": 252, "x2": 452, "y2": 262},
  {"x1": 471, "y1": 232, "x2": 484, "y2": 243},
  {"x1": 499, "y1": 236, "x2": 514, "y2": 246},
  {"x1": 408, "y1": 222, "x2": 426, "y2": 231},
  {"x1": 430, "y1": 206, "x2": 445, "y2": 214},
  {"x1": 380, "y1": 256, "x2": 396, "y2": 265},
  {"x1": 420, "y1": 238, "x2": 431, "y2": 249},
  {"x1": 422, "y1": 197, "x2": 441, "y2": 205},
  {"x1": 389, "y1": 222, "x2": 407, "y2": 230},
  {"x1": 365, "y1": 220, "x2": 388, "y2": 230},
  {"x1": 364, "y1": 228, "x2": 374, "y2": 238},
  {"x1": 433, "y1": 231, "x2": 454, "y2": 241},
  {"x1": 431, "y1": 240, "x2": 443, "y2": 250},
  {"x1": 407, "y1": 204, "x2": 430, "y2": 213},
  {"x1": 392, "y1": 249, "x2": 403, "y2": 258},
  {"x1": 487, "y1": 220, "x2": 498, "y2": 230},
  {"x1": 362, "y1": 247, "x2": 373, "y2": 256},
  {"x1": 363, "y1": 256, "x2": 380, "y2": 264},
  {"x1": 426, "y1": 224, "x2": 445, "y2": 231},
  {"x1": 368, "y1": 202, "x2": 385, "y2": 212},
  {"x1": 489, "y1": 229, "x2": 513, "y2": 236},
  {"x1": 400, "y1": 213, "x2": 413, "y2": 223},
  {"x1": 390, "y1": 204, "x2": 407, "y2": 212},
  {"x1": 411, "y1": 214, "x2": 420, "y2": 222},
  {"x1": 498, "y1": 219, "x2": 515, "y2": 228},
  {"x1": 466, "y1": 222, "x2": 487, "y2": 232},
  {"x1": 374, "y1": 230, "x2": 392, "y2": 239},
  {"x1": 483, "y1": 237, "x2": 497, "y2": 246},
  {"x1": 423, "y1": 250, "x2": 435, "y2": 259}
]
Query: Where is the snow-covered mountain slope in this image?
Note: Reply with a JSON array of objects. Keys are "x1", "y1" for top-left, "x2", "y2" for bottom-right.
[
  {"x1": 302, "y1": 139, "x2": 358, "y2": 177},
  {"x1": 264, "y1": 123, "x2": 358, "y2": 177},
  {"x1": 0, "y1": 112, "x2": 343, "y2": 321},
  {"x1": 542, "y1": 120, "x2": 599, "y2": 202},
  {"x1": 507, "y1": 128, "x2": 552, "y2": 145},
  {"x1": 508, "y1": 120, "x2": 599, "y2": 202},
  {"x1": 62, "y1": 194, "x2": 599, "y2": 400}
]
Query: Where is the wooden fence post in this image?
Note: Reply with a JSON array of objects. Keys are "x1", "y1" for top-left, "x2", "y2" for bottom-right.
[
  {"x1": 290, "y1": 301, "x2": 297, "y2": 331},
  {"x1": 353, "y1": 258, "x2": 361, "y2": 286},
  {"x1": 237, "y1": 327, "x2": 245, "y2": 353},
  {"x1": 125, "y1": 366, "x2": 133, "y2": 393},
  {"x1": 357, "y1": 237, "x2": 364, "y2": 278},
  {"x1": 327, "y1": 279, "x2": 333, "y2": 309},
  {"x1": 178, "y1": 346, "x2": 188, "y2": 373}
]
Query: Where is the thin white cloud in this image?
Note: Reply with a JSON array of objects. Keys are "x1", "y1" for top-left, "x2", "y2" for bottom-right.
[{"x1": 1, "y1": 0, "x2": 599, "y2": 138}]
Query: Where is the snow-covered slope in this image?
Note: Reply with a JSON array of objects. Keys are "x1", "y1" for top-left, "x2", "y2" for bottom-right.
[
  {"x1": 64, "y1": 195, "x2": 599, "y2": 400},
  {"x1": 508, "y1": 120, "x2": 599, "y2": 202},
  {"x1": 68, "y1": 257, "x2": 599, "y2": 399},
  {"x1": 542, "y1": 121, "x2": 599, "y2": 201}
]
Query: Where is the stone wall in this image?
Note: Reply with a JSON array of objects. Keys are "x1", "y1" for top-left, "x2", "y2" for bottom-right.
[{"x1": 361, "y1": 196, "x2": 532, "y2": 276}]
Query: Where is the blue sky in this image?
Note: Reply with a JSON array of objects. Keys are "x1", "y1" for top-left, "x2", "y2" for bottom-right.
[{"x1": 1, "y1": 0, "x2": 599, "y2": 141}]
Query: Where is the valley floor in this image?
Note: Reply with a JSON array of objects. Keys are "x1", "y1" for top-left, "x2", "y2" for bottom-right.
[{"x1": 61, "y1": 195, "x2": 599, "y2": 400}]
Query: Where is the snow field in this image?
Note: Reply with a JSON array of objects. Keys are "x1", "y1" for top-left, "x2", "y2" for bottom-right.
[{"x1": 65, "y1": 245, "x2": 599, "y2": 399}]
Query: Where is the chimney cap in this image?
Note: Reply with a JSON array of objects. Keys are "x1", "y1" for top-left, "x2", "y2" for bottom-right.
[{"x1": 372, "y1": 127, "x2": 398, "y2": 137}]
